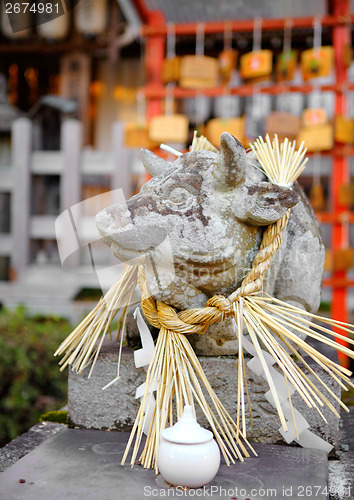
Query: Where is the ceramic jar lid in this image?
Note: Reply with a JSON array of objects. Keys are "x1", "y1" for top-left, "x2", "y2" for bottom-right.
[{"x1": 161, "y1": 405, "x2": 213, "y2": 444}]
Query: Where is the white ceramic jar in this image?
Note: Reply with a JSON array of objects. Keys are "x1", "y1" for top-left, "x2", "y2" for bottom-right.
[{"x1": 157, "y1": 405, "x2": 220, "y2": 488}]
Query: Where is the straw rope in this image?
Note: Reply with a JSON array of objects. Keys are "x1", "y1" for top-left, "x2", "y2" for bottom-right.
[
  {"x1": 139, "y1": 209, "x2": 290, "y2": 334},
  {"x1": 234, "y1": 209, "x2": 290, "y2": 297}
]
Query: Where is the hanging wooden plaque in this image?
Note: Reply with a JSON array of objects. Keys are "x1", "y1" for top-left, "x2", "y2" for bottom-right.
[
  {"x1": 240, "y1": 50, "x2": 273, "y2": 80},
  {"x1": 205, "y1": 117, "x2": 245, "y2": 148},
  {"x1": 149, "y1": 114, "x2": 189, "y2": 144},
  {"x1": 179, "y1": 56, "x2": 219, "y2": 89}
]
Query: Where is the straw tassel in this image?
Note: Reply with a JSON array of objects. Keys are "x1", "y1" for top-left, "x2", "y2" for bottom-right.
[{"x1": 54, "y1": 265, "x2": 138, "y2": 375}]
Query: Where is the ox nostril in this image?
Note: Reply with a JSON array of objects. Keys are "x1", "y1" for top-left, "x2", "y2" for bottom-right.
[{"x1": 96, "y1": 209, "x2": 114, "y2": 242}]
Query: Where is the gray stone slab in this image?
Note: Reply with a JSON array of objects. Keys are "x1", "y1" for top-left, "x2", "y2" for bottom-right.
[
  {"x1": 328, "y1": 409, "x2": 354, "y2": 500},
  {"x1": 68, "y1": 341, "x2": 341, "y2": 448},
  {"x1": 0, "y1": 422, "x2": 65, "y2": 472},
  {"x1": 0, "y1": 428, "x2": 329, "y2": 500}
]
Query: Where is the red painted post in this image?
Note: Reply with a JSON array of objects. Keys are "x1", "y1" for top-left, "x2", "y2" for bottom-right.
[
  {"x1": 331, "y1": 0, "x2": 350, "y2": 368},
  {"x1": 145, "y1": 10, "x2": 165, "y2": 121},
  {"x1": 143, "y1": 10, "x2": 165, "y2": 182}
]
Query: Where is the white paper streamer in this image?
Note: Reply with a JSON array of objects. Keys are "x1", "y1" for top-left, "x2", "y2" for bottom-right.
[
  {"x1": 134, "y1": 307, "x2": 155, "y2": 368},
  {"x1": 232, "y1": 319, "x2": 333, "y2": 454},
  {"x1": 134, "y1": 307, "x2": 156, "y2": 435}
]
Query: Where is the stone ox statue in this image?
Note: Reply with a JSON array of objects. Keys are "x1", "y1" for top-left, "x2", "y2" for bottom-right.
[{"x1": 96, "y1": 133, "x2": 324, "y2": 355}]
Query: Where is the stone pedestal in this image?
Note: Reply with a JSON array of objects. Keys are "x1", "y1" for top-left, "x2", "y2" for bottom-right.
[{"x1": 68, "y1": 340, "x2": 341, "y2": 449}]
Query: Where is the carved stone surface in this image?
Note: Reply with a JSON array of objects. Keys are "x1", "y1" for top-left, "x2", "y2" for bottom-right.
[{"x1": 96, "y1": 133, "x2": 325, "y2": 355}]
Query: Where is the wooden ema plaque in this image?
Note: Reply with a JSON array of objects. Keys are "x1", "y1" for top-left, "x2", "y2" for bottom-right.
[
  {"x1": 265, "y1": 112, "x2": 301, "y2": 143},
  {"x1": 179, "y1": 56, "x2": 219, "y2": 89},
  {"x1": 149, "y1": 114, "x2": 189, "y2": 144},
  {"x1": 301, "y1": 47, "x2": 334, "y2": 81},
  {"x1": 240, "y1": 50, "x2": 273, "y2": 80},
  {"x1": 205, "y1": 117, "x2": 245, "y2": 148}
]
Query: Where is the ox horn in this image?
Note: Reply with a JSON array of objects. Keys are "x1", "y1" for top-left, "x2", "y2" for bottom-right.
[
  {"x1": 219, "y1": 132, "x2": 246, "y2": 187},
  {"x1": 140, "y1": 149, "x2": 170, "y2": 178}
]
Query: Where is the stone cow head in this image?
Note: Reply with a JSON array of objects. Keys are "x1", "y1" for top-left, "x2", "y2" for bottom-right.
[{"x1": 96, "y1": 133, "x2": 299, "y2": 308}]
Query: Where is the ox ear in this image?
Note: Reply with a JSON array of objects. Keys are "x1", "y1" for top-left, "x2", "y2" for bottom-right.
[
  {"x1": 140, "y1": 149, "x2": 170, "y2": 178},
  {"x1": 241, "y1": 182, "x2": 300, "y2": 225},
  {"x1": 216, "y1": 132, "x2": 246, "y2": 188}
]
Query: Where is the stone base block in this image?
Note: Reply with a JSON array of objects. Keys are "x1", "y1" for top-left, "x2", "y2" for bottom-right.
[
  {"x1": 68, "y1": 341, "x2": 341, "y2": 448},
  {"x1": 68, "y1": 346, "x2": 145, "y2": 432}
]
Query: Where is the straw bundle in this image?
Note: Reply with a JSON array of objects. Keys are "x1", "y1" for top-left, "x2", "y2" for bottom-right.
[
  {"x1": 190, "y1": 130, "x2": 218, "y2": 152},
  {"x1": 122, "y1": 268, "x2": 257, "y2": 471},
  {"x1": 54, "y1": 265, "x2": 138, "y2": 378},
  {"x1": 249, "y1": 134, "x2": 308, "y2": 186},
  {"x1": 55, "y1": 133, "x2": 354, "y2": 473}
]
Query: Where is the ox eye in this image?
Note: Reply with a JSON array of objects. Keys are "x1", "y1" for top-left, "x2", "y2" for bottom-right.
[{"x1": 168, "y1": 187, "x2": 192, "y2": 204}]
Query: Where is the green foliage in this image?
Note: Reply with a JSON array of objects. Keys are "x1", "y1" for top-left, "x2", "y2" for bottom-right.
[
  {"x1": 342, "y1": 387, "x2": 354, "y2": 407},
  {"x1": 39, "y1": 410, "x2": 68, "y2": 424},
  {"x1": 74, "y1": 288, "x2": 102, "y2": 301},
  {"x1": 0, "y1": 306, "x2": 71, "y2": 447},
  {"x1": 319, "y1": 301, "x2": 331, "y2": 313}
]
